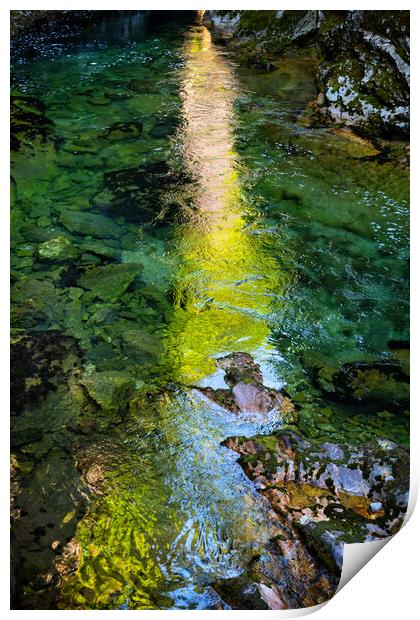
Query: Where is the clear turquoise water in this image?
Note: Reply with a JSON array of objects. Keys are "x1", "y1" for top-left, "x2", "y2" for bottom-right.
[{"x1": 11, "y1": 12, "x2": 409, "y2": 609}]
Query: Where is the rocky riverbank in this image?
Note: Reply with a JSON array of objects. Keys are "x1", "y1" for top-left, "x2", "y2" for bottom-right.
[
  {"x1": 204, "y1": 10, "x2": 409, "y2": 144},
  {"x1": 194, "y1": 352, "x2": 409, "y2": 609}
]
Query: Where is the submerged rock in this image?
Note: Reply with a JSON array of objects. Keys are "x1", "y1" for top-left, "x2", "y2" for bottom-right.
[
  {"x1": 78, "y1": 262, "x2": 142, "y2": 302},
  {"x1": 196, "y1": 353, "x2": 296, "y2": 419},
  {"x1": 11, "y1": 331, "x2": 83, "y2": 416},
  {"x1": 120, "y1": 328, "x2": 163, "y2": 362},
  {"x1": 101, "y1": 120, "x2": 143, "y2": 141},
  {"x1": 79, "y1": 370, "x2": 135, "y2": 414},
  {"x1": 11, "y1": 277, "x2": 66, "y2": 328},
  {"x1": 149, "y1": 116, "x2": 179, "y2": 139},
  {"x1": 59, "y1": 209, "x2": 121, "y2": 239},
  {"x1": 128, "y1": 78, "x2": 153, "y2": 92},
  {"x1": 103, "y1": 160, "x2": 195, "y2": 224},
  {"x1": 38, "y1": 236, "x2": 80, "y2": 261},
  {"x1": 78, "y1": 239, "x2": 120, "y2": 260},
  {"x1": 10, "y1": 93, "x2": 54, "y2": 151},
  {"x1": 306, "y1": 358, "x2": 409, "y2": 410},
  {"x1": 20, "y1": 224, "x2": 65, "y2": 244}
]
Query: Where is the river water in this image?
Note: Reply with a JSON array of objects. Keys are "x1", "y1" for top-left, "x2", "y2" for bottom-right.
[{"x1": 11, "y1": 12, "x2": 409, "y2": 609}]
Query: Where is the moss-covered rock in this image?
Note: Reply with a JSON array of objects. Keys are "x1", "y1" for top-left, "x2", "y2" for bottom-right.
[
  {"x1": 224, "y1": 428, "x2": 409, "y2": 577},
  {"x1": 59, "y1": 209, "x2": 122, "y2": 239},
  {"x1": 10, "y1": 94, "x2": 54, "y2": 151},
  {"x1": 78, "y1": 262, "x2": 142, "y2": 302},
  {"x1": 205, "y1": 10, "x2": 409, "y2": 139},
  {"x1": 38, "y1": 236, "x2": 80, "y2": 261},
  {"x1": 79, "y1": 370, "x2": 135, "y2": 414}
]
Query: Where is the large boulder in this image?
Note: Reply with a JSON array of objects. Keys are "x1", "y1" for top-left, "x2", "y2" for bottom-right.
[
  {"x1": 205, "y1": 10, "x2": 410, "y2": 139},
  {"x1": 316, "y1": 11, "x2": 409, "y2": 138}
]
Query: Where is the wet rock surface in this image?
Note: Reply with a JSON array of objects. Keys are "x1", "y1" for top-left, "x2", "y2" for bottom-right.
[
  {"x1": 205, "y1": 10, "x2": 409, "y2": 139},
  {"x1": 79, "y1": 370, "x2": 135, "y2": 415},
  {"x1": 196, "y1": 353, "x2": 296, "y2": 419},
  {"x1": 220, "y1": 428, "x2": 408, "y2": 607},
  {"x1": 59, "y1": 210, "x2": 122, "y2": 239}
]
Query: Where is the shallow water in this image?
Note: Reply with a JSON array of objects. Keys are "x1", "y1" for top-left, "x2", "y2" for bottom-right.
[{"x1": 11, "y1": 12, "x2": 409, "y2": 609}]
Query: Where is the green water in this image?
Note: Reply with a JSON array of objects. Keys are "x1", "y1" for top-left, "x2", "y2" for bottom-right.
[{"x1": 11, "y1": 12, "x2": 409, "y2": 609}]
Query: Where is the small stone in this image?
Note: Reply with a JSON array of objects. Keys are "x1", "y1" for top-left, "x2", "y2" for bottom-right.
[
  {"x1": 38, "y1": 236, "x2": 79, "y2": 261},
  {"x1": 254, "y1": 476, "x2": 267, "y2": 489},
  {"x1": 369, "y1": 501, "x2": 383, "y2": 513},
  {"x1": 84, "y1": 463, "x2": 105, "y2": 493}
]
